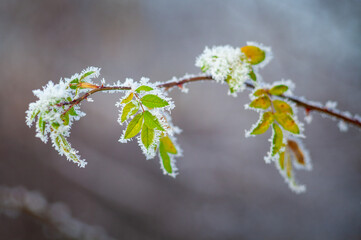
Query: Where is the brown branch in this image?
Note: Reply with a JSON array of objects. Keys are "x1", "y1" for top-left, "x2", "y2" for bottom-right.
[{"x1": 58, "y1": 75, "x2": 361, "y2": 129}]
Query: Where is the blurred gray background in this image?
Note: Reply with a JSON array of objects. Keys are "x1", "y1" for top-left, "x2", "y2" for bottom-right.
[{"x1": 0, "y1": 0, "x2": 361, "y2": 239}]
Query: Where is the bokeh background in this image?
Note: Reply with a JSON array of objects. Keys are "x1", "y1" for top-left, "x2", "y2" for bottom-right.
[{"x1": 0, "y1": 0, "x2": 361, "y2": 239}]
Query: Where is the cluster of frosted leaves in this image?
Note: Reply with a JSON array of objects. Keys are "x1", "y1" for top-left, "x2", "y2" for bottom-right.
[
  {"x1": 195, "y1": 42, "x2": 272, "y2": 96},
  {"x1": 245, "y1": 81, "x2": 312, "y2": 193},
  {"x1": 25, "y1": 67, "x2": 102, "y2": 168},
  {"x1": 116, "y1": 78, "x2": 182, "y2": 178}
]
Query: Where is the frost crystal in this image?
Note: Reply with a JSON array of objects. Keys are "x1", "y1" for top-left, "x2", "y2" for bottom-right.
[
  {"x1": 304, "y1": 114, "x2": 313, "y2": 124},
  {"x1": 338, "y1": 120, "x2": 348, "y2": 132},
  {"x1": 325, "y1": 100, "x2": 338, "y2": 109},
  {"x1": 195, "y1": 45, "x2": 250, "y2": 95}
]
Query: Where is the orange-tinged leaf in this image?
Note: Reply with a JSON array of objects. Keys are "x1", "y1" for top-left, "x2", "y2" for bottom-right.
[
  {"x1": 275, "y1": 113, "x2": 299, "y2": 134},
  {"x1": 78, "y1": 82, "x2": 98, "y2": 89},
  {"x1": 241, "y1": 46, "x2": 266, "y2": 65},
  {"x1": 273, "y1": 100, "x2": 293, "y2": 115},
  {"x1": 287, "y1": 140, "x2": 305, "y2": 166},
  {"x1": 249, "y1": 95, "x2": 271, "y2": 109},
  {"x1": 250, "y1": 112, "x2": 274, "y2": 135}
]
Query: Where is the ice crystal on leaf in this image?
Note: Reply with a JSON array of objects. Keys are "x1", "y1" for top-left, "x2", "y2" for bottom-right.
[{"x1": 338, "y1": 120, "x2": 348, "y2": 132}]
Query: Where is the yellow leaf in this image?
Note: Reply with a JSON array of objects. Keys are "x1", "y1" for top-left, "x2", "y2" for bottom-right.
[
  {"x1": 160, "y1": 136, "x2": 177, "y2": 154},
  {"x1": 121, "y1": 92, "x2": 134, "y2": 104},
  {"x1": 249, "y1": 95, "x2": 271, "y2": 109},
  {"x1": 253, "y1": 89, "x2": 267, "y2": 97},
  {"x1": 241, "y1": 45, "x2": 266, "y2": 65},
  {"x1": 273, "y1": 100, "x2": 293, "y2": 115},
  {"x1": 275, "y1": 113, "x2": 299, "y2": 134},
  {"x1": 250, "y1": 112, "x2": 274, "y2": 135}
]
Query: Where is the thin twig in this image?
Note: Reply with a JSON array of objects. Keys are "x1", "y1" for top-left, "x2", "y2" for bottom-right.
[{"x1": 58, "y1": 75, "x2": 361, "y2": 129}]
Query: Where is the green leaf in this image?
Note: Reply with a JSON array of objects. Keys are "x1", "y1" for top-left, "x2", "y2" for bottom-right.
[
  {"x1": 141, "y1": 94, "x2": 169, "y2": 108},
  {"x1": 121, "y1": 102, "x2": 138, "y2": 123},
  {"x1": 31, "y1": 110, "x2": 40, "y2": 121},
  {"x1": 253, "y1": 89, "x2": 267, "y2": 97},
  {"x1": 59, "y1": 134, "x2": 70, "y2": 149},
  {"x1": 38, "y1": 115, "x2": 46, "y2": 135},
  {"x1": 54, "y1": 136, "x2": 61, "y2": 149},
  {"x1": 69, "y1": 78, "x2": 79, "y2": 89},
  {"x1": 124, "y1": 113, "x2": 144, "y2": 139},
  {"x1": 68, "y1": 107, "x2": 78, "y2": 116},
  {"x1": 272, "y1": 124, "x2": 283, "y2": 156},
  {"x1": 201, "y1": 65, "x2": 209, "y2": 73},
  {"x1": 80, "y1": 71, "x2": 95, "y2": 81},
  {"x1": 121, "y1": 92, "x2": 134, "y2": 104},
  {"x1": 51, "y1": 122, "x2": 60, "y2": 130},
  {"x1": 61, "y1": 112, "x2": 70, "y2": 126},
  {"x1": 160, "y1": 136, "x2": 177, "y2": 154},
  {"x1": 135, "y1": 85, "x2": 154, "y2": 93},
  {"x1": 250, "y1": 111, "x2": 274, "y2": 135},
  {"x1": 269, "y1": 85, "x2": 288, "y2": 95},
  {"x1": 241, "y1": 45, "x2": 266, "y2": 65},
  {"x1": 275, "y1": 113, "x2": 300, "y2": 134},
  {"x1": 249, "y1": 96, "x2": 271, "y2": 109},
  {"x1": 143, "y1": 111, "x2": 165, "y2": 131},
  {"x1": 159, "y1": 143, "x2": 172, "y2": 174},
  {"x1": 279, "y1": 151, "x2": 285, "y2": 170},
  {"x1": 225, "y1": 75, "x2": 236, "y2": 94},
  {"x1": 273, "y1": 100, "x2": 293, "y2": 115},
  {"x1": 249, "y1": 69, "x2": 257, "y2": 82},
  {"x1": 141, "y1": 124, "x2": 155, "y2": 149},
  {"x1": 129, "y1": 105, "x2": 139, "y2": 116}
]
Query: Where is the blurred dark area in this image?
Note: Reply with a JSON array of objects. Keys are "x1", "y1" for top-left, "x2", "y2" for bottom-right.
[{"x1": 0, "y1": 0, "x2": 361, "y2": 239}]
